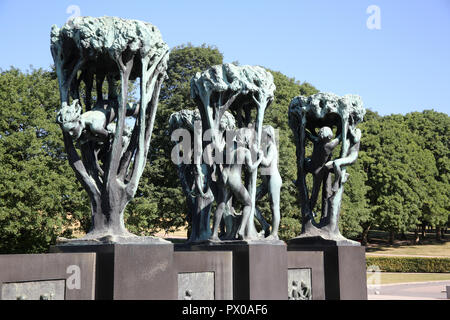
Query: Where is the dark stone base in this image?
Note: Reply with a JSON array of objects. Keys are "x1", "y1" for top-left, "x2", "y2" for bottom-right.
[
  {"x1": 287, "y1": 251, "x2": 325, "y2": 300},
  {"x1": 287, "y1": 243, "x2": 367, "y2": 300},
  {"x1": 51, "y1": 242, "x2": 176, "y2": 300},
  {"x1": 56, "y1": 234, "x2": 171, "y2": 245},
  {"x1": 289, "y1": 221, "x2": 360, "y2": 246},
  {"x1": 174, "y1": 251, "x2": 233, "y2": 300},
  {"x1": 176, "y1": 241, "x2": 287, "y2": 300},
  {"x1": 0, "y1": 253, "x2": 96, "y2": 300},
  {"x1": 288, "y1": 235, "x2": 360, "y2": 246}
]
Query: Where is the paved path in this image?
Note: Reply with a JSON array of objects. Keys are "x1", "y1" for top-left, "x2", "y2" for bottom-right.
[
  {"x1": 366, "y1": 253, "x2": 449, "y2": 258},
  {"x1": 368, "y1": 280, "x2": 450, "y2": 300}
]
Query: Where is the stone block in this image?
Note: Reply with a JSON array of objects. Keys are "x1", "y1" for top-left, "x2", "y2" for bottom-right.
[
  {"x1": 174, "y1": 251, "x2": 233, "y2": 300},
  {"x1": 0, "y1": 253, "x2": 95, "y2": 300}
]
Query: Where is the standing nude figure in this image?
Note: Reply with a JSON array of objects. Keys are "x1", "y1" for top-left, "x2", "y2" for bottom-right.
[
  {"x1": 210, "y1": 128, "x2": 263, "y2": 241},
  {"x1": 254, "y1": 125, "x2": 282, "y2": 240},
  {"x1": 304, "y1": 126, "x2": 340, "y2": 214},
  {"x1": 328, "y1": 127, "x2": 361, "y2": 192}
]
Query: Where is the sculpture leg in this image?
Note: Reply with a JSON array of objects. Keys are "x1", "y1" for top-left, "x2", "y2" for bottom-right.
[
  {"x1": 233, "y1": 185, "x2": 253, "y2": 240},
  {"x1": 267, "y1": 175, "x2": 282, "y2": 240},
  {"x1": 222, "y1": 197, "x2": 237, "y2": 239},
  {"x1": 196, "y1": 194, "x2": 213, "y2": 241},
  {"x1": 319, "y1": 169, "x2": 333, "y2": 227},
  {"x1": 210, "y1": 187, "x2": 230, "y2": 241},
  {"x1": 309, "y1": 169, "x2": 324, "y2": 214},
  {"x1": 332, "y1": 159, "x2": 343, "y2": 192},
  {"x1": 255, "y1": 182, "x2": 270, "y2": 236}
]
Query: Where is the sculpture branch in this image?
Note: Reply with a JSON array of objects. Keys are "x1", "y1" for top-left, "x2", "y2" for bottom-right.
[{"x1": 217, "y1": 91, "x2": 240, "y2": 122}]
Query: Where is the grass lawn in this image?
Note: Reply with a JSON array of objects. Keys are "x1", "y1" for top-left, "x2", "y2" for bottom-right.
[
  {"x1": 367, "y1": 272, "x2": 450, "y2": 285},
  {"x1": 366, "y1": 241, "x2": 450, "y2": 257}
]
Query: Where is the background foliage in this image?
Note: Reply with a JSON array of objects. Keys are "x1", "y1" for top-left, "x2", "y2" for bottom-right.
[
  {"x1": 0, "y1": 44, "x2": 448, "y2": 253},
  {"x1": 366, "y1": 256, "x2": 450, "y2": 273}
]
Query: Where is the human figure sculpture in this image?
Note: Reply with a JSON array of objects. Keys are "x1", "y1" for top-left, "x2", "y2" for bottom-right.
[
  {"x1": 288, "y1": 92, "x2": 365, "y2": 244},
  {"x1": 289, "y1": 280, "x2": 311, "y2": 300},
  {"x1": 328, "y1": 127, "x2": 361, "y2": 192},
  {"x1": 210, "y1": 128, "x2": 263, "y2": 241},
  {"x1": 299, "y1": 281, "x2": 311, "y2": 300},
  {"x1": 183, "y1": 289, "x2": 193, "y2": 300},
  {"x1": 289, "y1": 280, "x2": 300, "y2": 300},
  {"x1": 304, "y1": 126, "x2": 340, "y2": 213},
  {"x1": 57, "y1": 99, "x2": 139, "y2": 143},
  {"x1": 169, "y1": 109, "x2": 228, "y2": 242},
  {"x1": 191, "y1": 63, "x2": 276, "y2": 240},
  {"x1": 254, "y1": 125, "x2": 282, "y2": 240}
]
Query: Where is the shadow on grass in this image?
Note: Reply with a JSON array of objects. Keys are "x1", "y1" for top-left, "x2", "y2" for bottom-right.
[{"x1": 364, "y1": 229, "x2": 448, "y2": 253}]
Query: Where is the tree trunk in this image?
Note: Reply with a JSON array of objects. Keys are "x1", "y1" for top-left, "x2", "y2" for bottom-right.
[
  {"x1": 361, "y1": 225, "x2": 371, "y2": 246},
  {"x1": 389, "y1": 230, "x2": 395, "y2": 245},
  {"x1": 86, "y1": 192, "x2": 128, "y2": 237},
  {"x1": 413, "y1": 226, "x2": 420, "y2": 244},
  {"x1": 421, "y1": 223, "x2": 426, "y2": 238},
  {"x1": 436, "y1": 227, "x2": 442, "y2": 241},
  {"x1": 400, "y1": 231, "x2": 407, "y2": 241}
]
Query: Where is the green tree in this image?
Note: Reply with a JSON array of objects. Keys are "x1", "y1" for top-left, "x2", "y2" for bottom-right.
[
  {"x1": 404, "y1": 110, "x2": 450, "y2": 240},
  {"x1": 0, "y1": 67, "x2": 89, "y2": 253},
  {"x1": 339, "y1": 159, "x2": 371, "y2": 240},
  {"x1": 361, "y1": 114, "x2": 438, "y2": 244}
]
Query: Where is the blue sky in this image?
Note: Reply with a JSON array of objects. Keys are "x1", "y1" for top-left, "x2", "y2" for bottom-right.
[{"x1": 0, "y1": 0, "x2": 449, "y2": 116}]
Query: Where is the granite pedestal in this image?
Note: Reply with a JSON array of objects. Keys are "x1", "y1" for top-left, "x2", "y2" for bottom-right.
[
  {"x1": 287, "y1": 251, "x2": 325, "y2": 300},
  {"x1": 174, "y1": 251, "x2": 233, "y2": 300},
  {"x1": 176, "y1": 241, "x2": 288, "y2": 300},
  {"x1": 288, "y1": 239, "x2": 367, "y2": 300},
  {"x1": 0, "y1": 253, "x2": 96, "y2": 300},
  {"x1": 51, "y1": 241, "x2": 176, "y2": 300}
]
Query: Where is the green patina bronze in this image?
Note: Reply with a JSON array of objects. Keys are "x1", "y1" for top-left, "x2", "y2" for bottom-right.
[
  {"x1": 289, "y1": 92, "x2": 366, "y2": 245},
  {"x1": 51, "y1": 16, "x2": 169, "y2": 242},
  {"x1": 190, "y1": 63, "x2": 278, "y2": 241}
]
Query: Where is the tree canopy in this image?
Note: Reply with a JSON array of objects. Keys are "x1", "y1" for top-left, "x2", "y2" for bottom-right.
[{"x1": 0, "y1": 68, "x2": 89, "y2": 253}]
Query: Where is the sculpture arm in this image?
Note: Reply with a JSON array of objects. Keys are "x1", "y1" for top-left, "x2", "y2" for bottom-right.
[
  {"x1": 246, "y1": 149, "x2": 262, "y2": 172},
  {"x1": 334, "y1": 142, "x2": 360, "y2": 168},
  {"x1": 260, "y1": 144, "x2": 275, "y2": 167},
  {"x1": 329, "y1": 137, "x2": 340, "y2": 149},
  {"x1": 194, "y1": 164, "x2": 209, "y2": 198},
  {"x1": 305, "y1": 129, "x2": 319, "y2": 143}
]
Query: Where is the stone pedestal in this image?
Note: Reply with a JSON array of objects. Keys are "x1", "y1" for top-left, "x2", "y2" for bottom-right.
[
  {"x1": 288, "y1": 240, "x2": 367, "y2": 300},
  {"x1": 51, "y1": 242, "x2": 176, "y2": 300},
  {"x1": 174, "y1": 251, "x2": 233, "y2": 300},
  {"x1": 176, "y1": 241, "x2": 287, "y2": 300},
  {"x1": 0, "y1": 253, "x2": 96, "y2": 300},
  {"x1": 287, "y1": 251, "x2": 325, "y2": 300}
]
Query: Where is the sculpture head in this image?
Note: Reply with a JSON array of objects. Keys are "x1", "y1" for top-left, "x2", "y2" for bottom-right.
[
  {"x1": 219, "y1": 111, "x2": 236, "y2": 132},
  {"x1": 262, "y1": 125, "x2": 276, "y2": 143},
  {"x1": 349, "y1": 127, "x2": 362, "y2": 143},
  {"x1": 236, "y1": 127, "x2": 253, "y2": 147},
  {"x1": 56, "y1": 99, "x2": 84, "y2": 140},
  {"x1": 318, "y1": 126, "x2": 333, "y2": 141}
]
